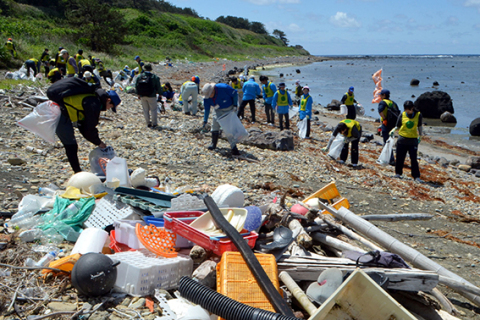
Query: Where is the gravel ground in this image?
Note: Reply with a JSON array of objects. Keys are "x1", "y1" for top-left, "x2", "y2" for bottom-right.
[{"x1": 1, "y1": 55, "x2": 480, "y2": 319}]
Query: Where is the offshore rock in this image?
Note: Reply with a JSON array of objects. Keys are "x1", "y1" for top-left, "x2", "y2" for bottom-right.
[{"x1": 414, "y1": 91, "x2": 454, "y2": 118}]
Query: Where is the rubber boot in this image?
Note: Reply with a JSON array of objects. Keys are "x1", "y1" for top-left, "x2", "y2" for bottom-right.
[
  {"x1": 208, "y1": 131, "x2": 219, "y2": 150},
  {"x1": 231, "y1": 145, "x2": 240, "y2": 156}
]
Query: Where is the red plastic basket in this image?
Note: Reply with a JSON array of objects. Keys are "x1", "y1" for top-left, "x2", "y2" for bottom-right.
[
  {"x1": 109, "y1": 230, "x2": 136, "y2": 253},
  {"x1": 163, "y1": 211, "x2": 258, "y2": 256}
]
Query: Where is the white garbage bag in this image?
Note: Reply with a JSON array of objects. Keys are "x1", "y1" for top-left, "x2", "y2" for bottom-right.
[
  {"x1": 16, "y1": 101, "x2": 61, "y2": 144},
  {"x1": 327, "y1": 135, "x2": 345, "y2": 160},
  {"x1": 297, "y1": 117, "x2": 308, "y2": 139},
  {"x1": 376, "y1": 137, "x2": 395, "y2": 166},
  {"x1": 216, "y1": 111, "x2": 248, "y2": 145}
]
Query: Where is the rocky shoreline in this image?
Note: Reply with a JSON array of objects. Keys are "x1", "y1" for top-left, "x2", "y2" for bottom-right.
[{"x1": 1, "y1": 55, "x2": 480, "y2": 319}]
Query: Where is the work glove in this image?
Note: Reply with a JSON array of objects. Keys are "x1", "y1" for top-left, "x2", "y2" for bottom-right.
[
  {"x1": 382, "y1": 120, "x2": 388, "y2": 126},
  {"x1": 418, "y1": 136, "x2": 421, "y2": 144},
  {"x1": 389, "y1": 128, "x2": 396, "y2": 137},
  {"x1": 321, "y1": 147, "x2": 328, "y2": 152}
]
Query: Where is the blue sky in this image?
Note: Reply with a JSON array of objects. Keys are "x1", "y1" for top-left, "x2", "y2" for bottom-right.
[{"x1": 167, "y1": 0, "x2": 480, "y2": 55}]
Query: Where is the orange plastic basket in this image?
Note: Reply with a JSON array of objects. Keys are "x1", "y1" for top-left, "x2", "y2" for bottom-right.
[
  {"x1": 216, "y1": 252, "x2": 281, "y2": 319},
  {"x1": 135, "y1": 224, "x2": 177, "y2": 258},
  {"x1": 302, "y1": 181, "x2": 350, "y2": 214}
]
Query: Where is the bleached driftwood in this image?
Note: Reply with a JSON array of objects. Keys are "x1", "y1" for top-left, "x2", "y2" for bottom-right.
[{"x1": 320, "y1": 203, "x2": 480, "y2": 308}]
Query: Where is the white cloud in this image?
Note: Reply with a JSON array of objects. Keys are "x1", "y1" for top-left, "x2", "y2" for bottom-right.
[
  {"x1": 445, "y1": 16, "x2": 459, "y2": 26},
  {"x1": 243, "y1": 0, "x2": 300, "y2": 5},
  {"x1": 286, "y1": 23, "x2": 304, "y2": 32},
  {"x1": 329, "y1": 12, "x2": 361, "y2": 28},
  {"x1": 464, "y1": 0, "x2": 480, "y2": 12}
]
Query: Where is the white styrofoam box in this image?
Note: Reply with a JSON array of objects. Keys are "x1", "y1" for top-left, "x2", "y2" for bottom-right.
[
  {"x1": 114, "y1": 220, "x2": 145, "y2": 249},
  {"x1": 85, "y1": 197, "x2": 143, "y2": 229},
  {"x1": 108, "y1": 251, "x2": 193, "y2": 296}
]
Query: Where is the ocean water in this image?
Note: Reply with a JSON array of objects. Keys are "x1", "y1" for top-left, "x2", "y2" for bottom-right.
[{"x1": 257, "y1": 55, "x2": 480, "y2": 150}]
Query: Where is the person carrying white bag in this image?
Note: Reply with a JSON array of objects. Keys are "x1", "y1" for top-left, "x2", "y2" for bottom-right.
[
  {"x1": 322, "y1": 119, "x2": 362, "y2": 169},
  {"x1": 202, "y1": 83, "x2": 247, "y2": 156}
]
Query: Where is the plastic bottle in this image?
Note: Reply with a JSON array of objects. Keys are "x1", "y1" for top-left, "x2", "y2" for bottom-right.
[
  {"x1": 6, "y1": 195, "x2": 41, "y2": 227},
  {"x1": 56, "y1": 201, "x2": 83, "y2": 221},
  {"x1": 14, "y1": 215, "x2": 43, "y2": 230},
  {"x1": 38, "y1": 187, "x2": 56, "y2": 197},
  {"x1": 19, "y1": 228, "x2": 44, "y2": 242},
  {"x1": 34, "y1": 251, "x2": 59, "y2": 267}
]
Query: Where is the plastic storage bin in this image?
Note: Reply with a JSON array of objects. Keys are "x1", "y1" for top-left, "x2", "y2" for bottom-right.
[
  {"x1": 143, "y1": 216, "x2": 193, "y2": 248},
  {"x1": 216, "y1": 251, "x2": 281, "y2": 318},
  {"x1": 163, "y1": 211, "x2": 258, "y2": 256},
  {"x1": 302, "y1": 182, "x2": 350, "y2": 215},
  {"x1": 114, "y1": 220, "x2": 146, "y2": 250},
  {"x1": 109, "y1": 230, "x2": 136, "y2": 253},
  {"x1": 108, "y1": 250, "x2": 193, "y2": 296}
]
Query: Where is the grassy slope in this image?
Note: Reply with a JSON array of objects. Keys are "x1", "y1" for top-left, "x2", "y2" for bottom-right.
[{"x1": 0, "y1": 4, "x2": 309, "y2": 70}]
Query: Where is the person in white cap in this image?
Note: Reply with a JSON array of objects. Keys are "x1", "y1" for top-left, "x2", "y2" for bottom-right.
[
  {"x1": 82, "y1": 71, "x2": 101, "y2": 88},
  {"x1": 202, "y1": 83, "x2": 242, "y2": 156},
  {"x1": 299, "y1": 86, "x2": 313, "y2": 138}
]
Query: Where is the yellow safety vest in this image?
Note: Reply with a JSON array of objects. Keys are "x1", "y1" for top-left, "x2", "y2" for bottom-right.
[
  {"x1": 63, "y1": 94, "x2": 96, "y2": 123},
  {"x1": 264, "y1": 82, "x2": 274, "y2": 98},
  {"x1": 340, "y1": 119, "x2": 361, "y2": 138},
  {"x1": 79, "y1": 59, "x2": 90, "y2": 68},
  {"x1": 5, "y1": 41, "x2": 14, "y2": 50},
  {"x1": 381, "y1": 99, "x2": 393, "y2": 121},
  {"x1": 300, "y1": 95, "x2": 311, "y2": 111},
  {"x1": 28, "y1": 58, "x2": 38, "y2": 63},
  {"x1": 398, "y1": 111, "x2": 420, "y2": 138},
  {"x1": 276, "y1": 90, "x2": 289, "y2": 107},
  {"x1": 66, "y1": 57, "x2": 77, "y2": 75},
  {"x1": 137, "y1": 60, "x2": 143, "y2": 73},
  {"x1": 56, "y1": 52, "x2": 66, "y2": 65},
  {"x1": 85, "y1": 77, "x2": 96, "y2": 85},
  {"x1": 74, "y1": 54, "x2": 84, "y2": 65},
  {"x1": 41, "y1": 53, "x2": 50, "y2": 62},
  {"x1": 48, "y1": 68, "x2": 60, "y2": 78},
  {"x1": 97, "y1": 62, "x2": 106, "y2": 73},
  {"x1": 344, "y1": 92, "x2": 355, "y2": 106},
  {"x1": 231, "y1": 80, "x2": 242, "y2": 90}
]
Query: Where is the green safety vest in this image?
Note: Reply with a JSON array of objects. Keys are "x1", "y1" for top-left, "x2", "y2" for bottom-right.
[
  {"x1": 5, "y1": 41, "x2": 14, "y2": 50},
  {"x1": 340, "y1": 119, "x2": 361, "y2": 137},
  {"x1": 276, "y1": 90, "x2": 289, "y2": 107},
  {"x1": 344, "y1": 92, "x2": 355, "y2": 106},
  {"x1": 264, "y1": 82, "x2": 274, "y2": 98},
  {"x1": 300, "y1": 95, "x2": 311, "y2": 111}
]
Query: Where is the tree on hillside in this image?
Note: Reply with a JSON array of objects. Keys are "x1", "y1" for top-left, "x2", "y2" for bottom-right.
[
  {"x1": 65, "y1": 0, "x2": 127, "y2": 53},
  {"x1": 273, "y1": 29, "x2": 288, "y2": 45},
  {"x1": 249, "y1": 21, "x2": 268, "y2": 35}
]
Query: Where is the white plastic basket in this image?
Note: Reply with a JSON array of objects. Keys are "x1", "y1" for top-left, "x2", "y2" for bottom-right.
[
  {"x1": 84, "y1": 197, "x2": 143, "y2": 229},
  {"x1": 108, "y1": 250, "x2": 193, "y2": 296}
]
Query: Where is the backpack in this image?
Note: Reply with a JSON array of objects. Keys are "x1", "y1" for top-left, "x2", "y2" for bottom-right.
[
  {"x1": 47, "y1": 77, "x2": 96, "y2": 106},
  {"x1": 136, "y1": 73, "x2": 155, "y2": 96},
  {"x1": 386, "y1": 100, "x2": 400, "y2": 128}
]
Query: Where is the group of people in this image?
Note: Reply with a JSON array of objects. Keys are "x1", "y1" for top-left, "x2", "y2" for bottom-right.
[{"x1": 322, "y1": 86, "x2": 423, "y2": 180}]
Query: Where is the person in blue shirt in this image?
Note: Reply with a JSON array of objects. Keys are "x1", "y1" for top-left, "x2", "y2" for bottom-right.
[
  {"x1": 237, "y1": 76, "x2": 261, "y2": 123},
  {"x1": 272, "y1": 83, "x2": 293, "y2": 130},
  {"x1": 260, "y1": 75, "x2": 277, "y2": 126},
  {"x1": 202, "y1": 83, "x2": 242, "y2": 156},
  {"x1": 299, "y1": 86, "x2": 313, "y2": 138}
]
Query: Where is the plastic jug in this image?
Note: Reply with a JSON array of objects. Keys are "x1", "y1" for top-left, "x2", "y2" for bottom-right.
[
  {"x1": 106, "y1": 156, "x2": 131, "y2": 187},
  {"x1": 89, "y1": 146, "x2": 116, "y2": 176},
  {"x1": 71, "y1": 228, "x2": 109, "y2": 255}
]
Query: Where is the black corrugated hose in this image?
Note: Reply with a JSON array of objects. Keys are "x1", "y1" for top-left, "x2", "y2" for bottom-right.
[
  {"x1": 203, "y1": 195, "x2": 295, "y2": 317},
  {"x1": 178, "y1": 276, "x2": 299, "y2": 320}
]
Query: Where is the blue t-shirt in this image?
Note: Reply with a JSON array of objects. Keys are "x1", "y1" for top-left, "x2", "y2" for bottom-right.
[{"x1": 203, "y1": 83, "x2": 238, "y2": 123}]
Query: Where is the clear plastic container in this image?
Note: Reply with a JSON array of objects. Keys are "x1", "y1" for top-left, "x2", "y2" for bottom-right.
[
  {"x1": 35, "y1": 251, "x2": 59, "y2": 267},
  {"x1": 106, "y1": 157, "x2": 131, "y2": 187}
]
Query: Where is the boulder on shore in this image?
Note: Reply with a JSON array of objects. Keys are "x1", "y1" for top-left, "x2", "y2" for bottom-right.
[
  {"x1": 440, "y1": 111, "x2": 457, "y2": 123},
  {"x1": 326, "y1": 99, "x2": 341, "y2": 111},
  {"x1": 242, "y1": 128, "x2": 294, "y2": 151},
  {"x1": 410, "y1": 79, "x2": 420, "y2": 86},
  {"x1": 470, "y1": 118, "x2": 480, "y2": 136},
  {"x1": 414, "y1": 91, "x2": 454, "y2": 118},
  {"x1": 466, "y1": 156, "x2": 480, "y2": 169}
]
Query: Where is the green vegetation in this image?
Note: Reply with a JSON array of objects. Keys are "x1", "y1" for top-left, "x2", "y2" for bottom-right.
[
  {"x1": 0, "y1": 78, "x2": 40, "y2": 90},
  {"x1": 0, "y1": 0, "x2": 309, "y2": 70}
]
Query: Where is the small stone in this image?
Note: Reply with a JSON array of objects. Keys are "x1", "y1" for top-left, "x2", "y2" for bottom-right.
[
  {"x1": 8, "y1": 158, "x2": 26, "y2": 166},
  {"x1": 89, "y1": 310, "x2": 109, "y2": 320},
  {"x1": 457, "y1": 264, "x2": 462, "y2": 268},
  {"x1": 472, "y1": 264, "x2": 476, "y2": 268},
  {"x1": 121, "y1": 297, "x2": 132, "y2": 306},
  {"x1": 458, "y1": 164, "x2": 471, "y2": 172},
  {"x1": 47, "y1": 302, "x2": 77, "y2": 312},
  {"x1": 129, "y1": 298, "x2": 145, "y2": 309},
  {"x1": 30, "y1": 179, "x2": 40, "y2": 184}
]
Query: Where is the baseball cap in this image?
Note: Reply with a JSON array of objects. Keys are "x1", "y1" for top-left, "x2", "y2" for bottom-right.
[
  {"x1": 349, "y1": 86, "x2": 354, "y2": 92},
  {"x1": 107, "y1": 90, "x2": 121, "y2": 112},
  {"x1": 303, "y1": 86, "x2": 310, "y2": 90},
  {"x1": 278, "y1": 82, "x2": 286, "y2": 87},
  {"x1": 380, "y1": 89, "x2": 390, "y2": 95},
  {"x1": 202, "y1": 83, "x2": 215, "y2": 97},
  {"x1": 134, "y1": 55, "x2": 140, "y2": 60}
]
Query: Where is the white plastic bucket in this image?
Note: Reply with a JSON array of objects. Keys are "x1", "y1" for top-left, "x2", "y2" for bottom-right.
[
  {"x1": 339, "y1": 104, "x2": 347, "y2": 115},
  {"x1": 71, "y1": 228, "x2": 108, "y2": 255}
]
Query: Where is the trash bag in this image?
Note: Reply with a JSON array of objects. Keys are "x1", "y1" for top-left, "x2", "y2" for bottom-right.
[
  {"x1": 289, "y1": 106, "x2": 299, "y2": 119},
  {"x1": 297, "y1": 117, "x2": 308, "y2": 139},
  {"x1": 328, "y1": 135, "x2": 345, "y2": 160},
  {"x1": 216, "y1": 111, "x2": 248, "y2": 145},
  {"x1": 355, "y1": 103, "x2": 365, "y2": 116},
  {"x1": 17, "y1": 101, "x2": 61, "y2": 144},
  {"x1": 377, "y1": 137, "x2": 395, "y2": 166}
]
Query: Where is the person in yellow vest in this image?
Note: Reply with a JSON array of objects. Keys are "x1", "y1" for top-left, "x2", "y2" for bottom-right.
[
  {"x1": 47, "y1": 61, "x2": 62, "y2": 83},
  {"x1": 378, "y1": 89, "x2": 400, "y2": 165},
  {"x1": 40, "y1": 48, "x2": 50, "y2": 77},
  {"x1": 74, "y1": 49, "x2": 84, "y2": 67},
  {"x1": 4, "y1": 38, "x2": 17, "y2": 58},
  {"x1": 298, "y1": 86, "x2": 313, "y2": 138},
  {"x1": 82, "y1": 71, "x2": 101, "y2": 88},
  {"x1": 78, "y1": 58, "x2": 92, "y2": 78},
  {"x1": 88, "y1": 55, "x2": 96, "y2": 69},
  {"x1": 64, "y1": 50, "x2": 79, "y2": 78},
  {"x1": 272, "y1": 82, "x2": 292, "y2": 131},
  {"x1": 229, "y1": 77, "x2": 243, "y2": 106},
  {"x1": 96, "y1": 59, "x2": 113, "y2": 86},
  {"x1": 260, "y1": 76, "x2": 277, "y2": 126},
  {"x1": 294, "y1": 80, "x2": 302, "y2": 105},
  {"x1": 341, "y1": 86, "x2": 358, "y2": 120},
  {"x1": 323, "y1": 119, "x2": 362, "y2": 168},
  {"x1": 46, "y1": 78, "x2": 121, "y2": 173},
  {"x1": 55, "y1": 48, "x2": 68, "y2": 75},
  {"x1": 389, "y1": 100, "x2": 423, "y2": 182},
  {"x1": 24, "y1": 58, "x2": 39, "y2": 77}
]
